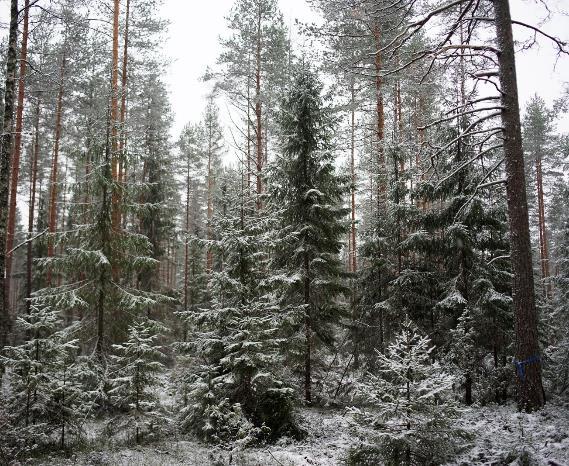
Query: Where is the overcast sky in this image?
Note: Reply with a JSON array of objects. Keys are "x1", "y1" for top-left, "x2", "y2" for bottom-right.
[
  {"x1": 160, "y1": 0, "x2": 317, "y2": 138},
  {"x1": 160, "y1": 0, "x2": 569, "y2": 140}
]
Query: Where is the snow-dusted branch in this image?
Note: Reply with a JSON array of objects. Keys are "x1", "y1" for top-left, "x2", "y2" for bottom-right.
[{"x1": 7, "y1": 228, "x2": 47, "y2": 255}]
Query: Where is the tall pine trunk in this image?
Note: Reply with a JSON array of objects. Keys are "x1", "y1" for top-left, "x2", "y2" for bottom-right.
[
  {"x1": 350, "y1": 82, "x2": 357, "y2": 275},
  {"x1": 5, "y1": 0, "x2": 30, "y2": 308},
  {"x1": 111, "y1": 0, "x2": 121, "y2": 232},
  {"x1": 0, "y1": 0, "x2": 19, "y2": 352},
  {"x1": 349, "y1": 81, "x2": 359, "y2": 367},
  {"x1": 493, "y1": 0, "x2": 545, "y2": 412},
  {"x1": 535, "y1": 155, "x2": 551, "y2": 298},
  {"x1": 26, "y1": 98, "x2": 41, "y2": 316},
  {"x1": 47, "y1": 47, "x2": 67, "y2": 285},
  {"x1": 373, "y1": 22, "x2": 386, "y2": 209},
  {"x1": 255, "y1": 5, "x2": 263, "y2": 210},
  {"x1": 118, "y1": 0, "x2": 130, "y2": 194},
  {"x1": 183, "y1": 167, "x2": 190, "y2": 340},
  {"x1": 206, "y1": 126, "x2": 214, "y2": 273}
]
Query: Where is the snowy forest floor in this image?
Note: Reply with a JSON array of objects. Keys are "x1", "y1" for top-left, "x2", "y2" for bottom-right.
[{"x1": 30, "y1": 394, "x2": 569, "y2": 466}]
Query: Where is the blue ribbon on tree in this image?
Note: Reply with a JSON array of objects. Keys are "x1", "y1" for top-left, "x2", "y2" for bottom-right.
[{"x1": 513, "y1": 355, "x2": 541, "y2": 381}]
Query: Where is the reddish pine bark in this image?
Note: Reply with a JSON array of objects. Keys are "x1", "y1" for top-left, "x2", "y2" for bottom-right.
[
  {"x1": 26, "y1": 98, "x2": 41, "y2": 315},
  {"x1": 118, "y1": 0, "x2": 130, "y2": 190},
  {"x1": 373, "y1": 22, "x2": 386, "y2": 209},
  {"x1": 5, "y1": 0, "x2": 30, "y2": 307},
  {"x1": 535, "y1": 155, "x2": 551, "y2": 298},
  {"x1": 47, "y1": 47, "x2": 67, "y2": 285}
]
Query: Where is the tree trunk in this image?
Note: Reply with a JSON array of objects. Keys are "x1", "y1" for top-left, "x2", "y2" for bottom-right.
[
  {"x1": 304, "y1": 253, "x2": 312, "y2": 403},
  {"x1": 96, "y1": 114, "x2": 113, "y2": 356},
  {"x1": 493, "y1": 0, "x2": 545, "y2": 412},
  {"x1": 255, "y1": 5, "x2": 263, "y2": 210},
  {"x1": 26, "y1": 98, "x2": 41, "y2": 316},
  {"x1": 535, "y1": 155, "x2": 551, "y2": 298},
  {"x1": 0, "y1": 0, "x2": 18, "y2": 352},
  {"x1": 206, "y1": 123, "x2": 214, "y2": 273},
  {"x1": 350, "y1": 82, "x2": 357, "y2": 274},
  {"x1": 118, "y1": 0, "x2": 130, "y2": 194},
  {"x1": 5, "y1": 0, "x2": 30, "y2": 308},
  {"x1": 247, "y1": 52, "x2": 252, "y2": 197},
  {"x1": 350, "y1": 81, "x2": 359, "y2": 368},
  {"x1": 373, "y1": 22, "x2": 386, "y2": 210},
  {"x1": 47, "y1": 47, "x2": 67, "y2": 285},
  {"x1": 183, "y1": 168, "x2": 190, "y2": 340},
  {"x1": 111, "y1": 0, "x2": 121, "y2": 231}
]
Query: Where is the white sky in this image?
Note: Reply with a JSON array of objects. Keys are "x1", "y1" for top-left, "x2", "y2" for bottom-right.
[
  {"x1": 161, "y1": 0, "x2": 318, "y2": 138},
  {"x1": 161, "y1": 0, "x2": 569, "y2": 142}
]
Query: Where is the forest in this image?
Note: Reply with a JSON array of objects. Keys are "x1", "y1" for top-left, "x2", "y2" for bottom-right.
[{"x1": 0, "y1": 0, "x2": 568, "y2": 464}]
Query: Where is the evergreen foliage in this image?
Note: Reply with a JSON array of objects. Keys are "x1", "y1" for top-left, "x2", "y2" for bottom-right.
[
  {"x1": 270, "y1": 65, "x2": 350, "y2": 402},
  {"x1": 351, "y1": 319, "x2": 467, "y2": 465},
  {"x1": 1, "y1": 305, "x2": 90, "y2": 454},
  {"x1": 108, "y1": 318, "x2": 167, "y2": 443}
]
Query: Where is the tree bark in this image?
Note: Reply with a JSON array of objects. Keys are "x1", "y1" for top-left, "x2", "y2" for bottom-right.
[
  {"x1": 350, "y1": 82, "x2": 357, "y2": 274},
  {"x1": 535, "y1": 154, "x2": 551, "y2": 298},
  {"x1": 255, "y1": 5, "x2": 263, "y2": 210},
  {"x1": 47, "y1": 46, "x2": 67, "y2": 285},
  {"x1": 111, "y1": 0, "x2": 121, "y2": 232},
  {"x1": 26, "y1": 98, "x2": 41, "y2": 316},
  {"x1": 304, "y1": 253, "x2": 312, "y2": 403},
  {"x1": 5, "y1": 0, "x2": 30, "y2": 309},
  {"x1": 206, "y1": 118, "x2": 214, "y2": 273},
  {"x1": 373, "y1": 22, "x2": 386, "y2": 210},
  {"x1": 493, "y1": 0, "x2": 545, "y2": 411},
  {"x1": 183, "y1": 166, "x2": 190, "y2": 340},
  {"x1": 0, "y1": 0, "x2": 19, "y2": 352},
  {"x1": 118, "y1": 0, "x2": 130, "y2": 193},
  {"x1": 349, "y1": 81, "x2": 360, "y2": 367}
]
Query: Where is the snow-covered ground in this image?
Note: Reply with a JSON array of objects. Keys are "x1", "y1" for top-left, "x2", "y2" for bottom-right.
[
  {"x1": 452, "y1": 398, "x2": 569, "y2": 466},
  {"x1": 32, "y1": 398, "x2": 569, "y2": 466}
]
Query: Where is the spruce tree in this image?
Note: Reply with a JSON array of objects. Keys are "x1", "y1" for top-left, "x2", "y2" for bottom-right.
[
  {"x1": 271, "y1": 65, "x2": 349, "y2": 403},
  {"x1": 176, "y1": 171, "x2": 297, "y2": 443},
  {"x1": 350, "y1": 318, "x2": 465, "y2": 465},
  {"x1": 31, "y1": 125, "x2": 172, "y2": 358},
  {"x1": 1, "y1": 305, "x2": 90, "y2": 453},
  {"x1": 108, "y1": 318, "x2": 167, "y2": 443}
]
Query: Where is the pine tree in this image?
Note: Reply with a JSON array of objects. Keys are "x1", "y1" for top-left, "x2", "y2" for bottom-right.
[
  {"x1": 271, "y1": 65, "x2": 349, "y2": 403},
  {"x1": 523, "y1": 95, "x2": 563, "y2": 300},
  {"x1": 212, "y1": 0, "x2": 289, "y2": 204},
  {"x1": 544, "y1": 185, "x2": 569, "y2": 394}
]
